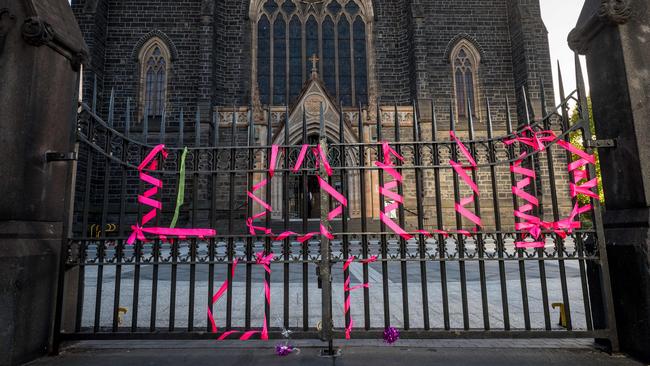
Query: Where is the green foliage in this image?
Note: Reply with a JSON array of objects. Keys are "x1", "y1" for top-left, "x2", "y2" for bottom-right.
[{"x1": 569, "y1": 97, "x2": 605, "y2": 205}]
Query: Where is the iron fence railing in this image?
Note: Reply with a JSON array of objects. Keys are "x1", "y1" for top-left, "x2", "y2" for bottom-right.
[{"x1": 56, "y1": 59, "x2": 618, "y2": 352}]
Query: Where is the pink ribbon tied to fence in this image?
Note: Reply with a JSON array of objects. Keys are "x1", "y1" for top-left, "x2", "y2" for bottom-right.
[
  {"x1": 504, "y1": 126, "x2": 557, "y2": 152},
  {"x1": 552, "y1": 202, "x2": 591, "y2": 235},
  {"x1": 208, "y1": 259, "x2": 238, "y2": 337},
  {"x1": 510, "y1": 153, "x2": 545, "y2": 248},
  {"x1": 555, "y1": 139, "x2": 598, "y2": 234},
  {"x1": 293, "y1": 144, "x2": 333, "y2": 176},
  {"x1": 246, "y1": 145, "x2": 279, "y2": 236},
  {"x1": 375, "y1": 141, "x2": 414, "y2": 241},
  {"x1": 343, "y1": 255, "x2": 378, "y2": 339},
  {"x1": 290, "y1": 144, "x2": 342, "y2": 240},
  {"x1": 249, "y1": 251, "x2": 273, "y2": 341},
  {"x1": 504, "y1": 129, "x2": 601, "y2": 247},
  {"x1": 449, "y1": 131, "x2": 483, "y2": 229},
  {"x1": 373, "y1": 141, "x2": 474, "y2": 240},
  {"x1": 247, "y1": 144, "x2": 346, "y2": 243},
  {"x1": 317, "y1": 175, "x2": 348, "y2": 240},
  {"x1": 559, "y1": 139, "x2": 599, "y2": 200},
  {"x1": 208, "y1": 253, "x2": 273, "y2": 341},
  {"x1": 127, "y1": 145, "x2": 216, "y2": 245}
]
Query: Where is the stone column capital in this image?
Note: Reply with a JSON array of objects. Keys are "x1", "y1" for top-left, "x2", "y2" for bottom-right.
[
  {"x1": 568, "y1": 0, "x2": 633, "y2": 53},
  {"x1": 598, "y1": 0, "x2": 633, "y2": 25}
]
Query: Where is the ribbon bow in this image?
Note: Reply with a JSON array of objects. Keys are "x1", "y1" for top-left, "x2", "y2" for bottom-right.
[
  {"x1": 505, "y1": 126, "x2": 557, "y2": 152},
  {"x1": 256, "y1": 252, "x2": 274, "y2": 271},
  {"x1": 128, "y1": 225, "x2": 147, "y2": 244}
]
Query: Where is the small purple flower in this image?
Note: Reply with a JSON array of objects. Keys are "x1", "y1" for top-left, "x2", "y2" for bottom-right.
[
  {"x1": 276, "y1": 344, "x2": 294, "y2": 356},
  {"x1": 383, "y1": 327, "x2": 400, "y2": 344}
]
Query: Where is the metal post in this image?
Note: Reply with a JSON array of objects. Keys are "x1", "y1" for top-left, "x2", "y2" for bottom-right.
[
  {"x1": 318, "y1": 103, "x2": 337, "y2": 357},
  {"x1": 575, "y1": 53, "x2": 619, "y2": 352}
]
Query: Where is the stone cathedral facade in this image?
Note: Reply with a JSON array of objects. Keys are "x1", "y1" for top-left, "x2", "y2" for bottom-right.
[{"x1": 72, "y1": 0, "x2": 569, "y2": 232}]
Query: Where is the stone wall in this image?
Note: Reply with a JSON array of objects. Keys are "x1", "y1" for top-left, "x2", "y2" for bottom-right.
[
  {"x1": 410, "y1": 0, "x2": 518, "y2": 131},
  {"x1": 72, "y1": 0, "x2": 555, "y2": 127},
  {"x1": 72, "y1": 0, "x2": 207, "y2": 133},
  {"x1": 213, "y1": 0, "x2": 251, "y2": 106},
  {"x1": 507, "y1": 0, "x2": 555, "y2": 120},
  {"x1": 372, "y1": 0, "x2": 412, "y2": 103}
]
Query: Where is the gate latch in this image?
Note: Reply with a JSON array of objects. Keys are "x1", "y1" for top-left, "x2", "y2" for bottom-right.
[
  {"x1": 45, "y1": 151, "x2": 78, "y2": 162},
  {"x1": 585, "y1": 139, "x2": 616, "y2": 149}
]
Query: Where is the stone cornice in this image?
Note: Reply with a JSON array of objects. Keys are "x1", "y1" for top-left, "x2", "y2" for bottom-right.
[{"x1": 568, "y1": 0, "x2": 632, "y2": 54}]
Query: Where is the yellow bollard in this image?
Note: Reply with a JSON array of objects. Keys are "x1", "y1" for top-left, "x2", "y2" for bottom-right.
[{"x1": 118, "y1": 307, "x2": 128, "y2": 325}]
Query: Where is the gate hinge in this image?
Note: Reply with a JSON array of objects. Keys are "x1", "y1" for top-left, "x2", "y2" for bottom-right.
[
  {"x1": 585, "y1": 139, "x2": 616, "y2": 149},
  {"x1": 45, "y1": 151, "x2": 78, "y2": 162}
]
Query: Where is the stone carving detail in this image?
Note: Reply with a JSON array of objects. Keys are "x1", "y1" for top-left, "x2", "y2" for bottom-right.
[
  {"x1": 0, "y1": 8, "x2": 16, "y2": 55},
  {"x1": 21, "y1": 17, "x2": 54, "y2": 47},
  {"x1": 304, "y1": 93, "x2": 327, "y2": 116},
  {"x1": 201, "y1": 0, "x2": 215, "y2": 15},
  {"x1": 568, "y1": 0, "x2": 632, "y2": 53},
  {"x1": 598, "y1": 0, "x2": 632, "y2": 25}
]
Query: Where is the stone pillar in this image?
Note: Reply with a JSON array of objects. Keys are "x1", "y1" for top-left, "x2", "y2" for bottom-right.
[
  {"x1": 0, "y1": 1, "x2": 87, "y2": 365},
  {"x1": 569, "y1": 0, "x2": 650, "y2": 361}
]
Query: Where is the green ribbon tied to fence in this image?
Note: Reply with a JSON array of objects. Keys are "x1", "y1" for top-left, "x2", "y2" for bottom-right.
[{"x1": 170, "y1": 147, "x2": 188, "y2": 228}]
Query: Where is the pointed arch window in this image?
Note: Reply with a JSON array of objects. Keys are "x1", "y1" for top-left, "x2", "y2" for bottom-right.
[
  {"x1": 450, "y1": 41, "x2": 480, "y2": 119},
  {"x1": 138, "y1": 38, "x2": 171, "y2": 122},
  {"x1": 252, "y1": 0, "x2": 372, "y2": 107}
]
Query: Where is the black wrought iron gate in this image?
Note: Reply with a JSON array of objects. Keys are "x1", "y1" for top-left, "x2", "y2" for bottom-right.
[{"x1": 55, "y1": 66, "x2": 618, "y2": 351}]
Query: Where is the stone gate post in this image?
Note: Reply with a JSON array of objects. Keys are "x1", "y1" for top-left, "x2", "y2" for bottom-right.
[
  {"x1": 0, "y1": 0, "x2": 87, "y2": 365},
  {"x1": 569, "y1": 0, "x2": 650, "y2": 361}
]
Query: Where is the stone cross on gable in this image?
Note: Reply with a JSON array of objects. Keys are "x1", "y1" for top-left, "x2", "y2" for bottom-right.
[{"x1": 310, "y1": 54, "x2": 319, "y2": 78}]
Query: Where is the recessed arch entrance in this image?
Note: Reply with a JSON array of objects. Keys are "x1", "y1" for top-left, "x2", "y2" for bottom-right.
[{"x1": 270, "y1": 75, "x2": 361, "y2": 220}]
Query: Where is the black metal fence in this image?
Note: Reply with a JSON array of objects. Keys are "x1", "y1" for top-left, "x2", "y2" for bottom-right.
[{"x1": 56, "y1": 61, "x2": 618, "y2": 350}]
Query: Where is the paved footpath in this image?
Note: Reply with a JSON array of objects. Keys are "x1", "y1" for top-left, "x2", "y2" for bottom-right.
[{"x1": 26, "y1": 340, "x2": 647, "y2": 366}]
